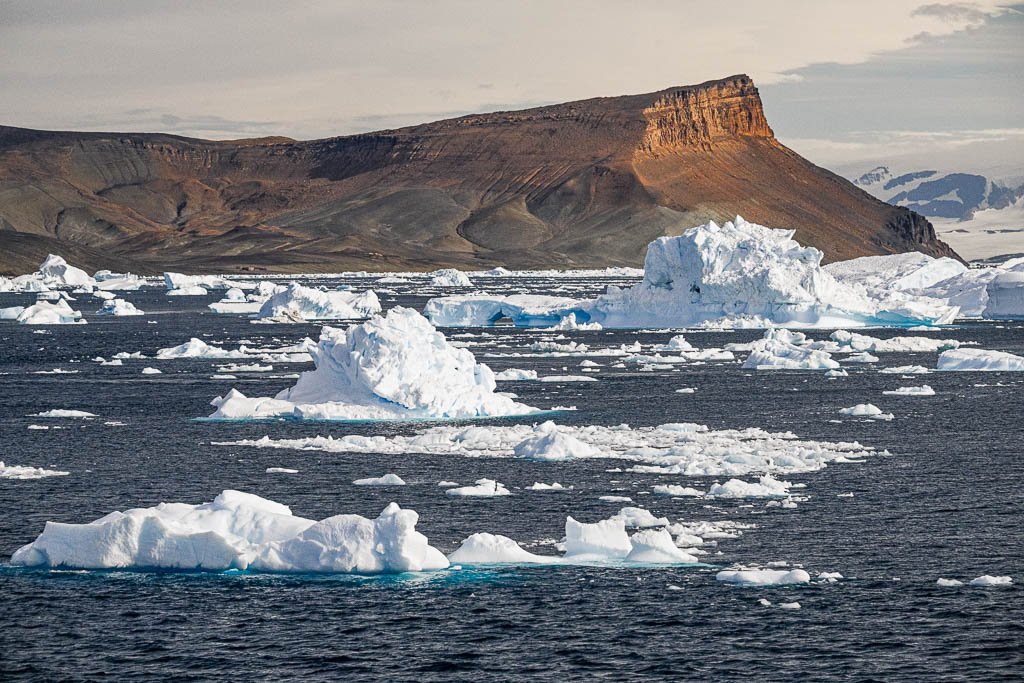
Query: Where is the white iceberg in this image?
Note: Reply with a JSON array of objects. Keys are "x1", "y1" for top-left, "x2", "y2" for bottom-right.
[
  {"x1": 95, "y1": 299, "x2": 144, "y2": 316},
  {"x1": 494, "y1": 368, "x2": 538, "y2": 381},
  {"x1": 445, "y1": 479, "x2": 510, "y2": 497},
  {"x1": 526, "y1": 482, "x2": 570, "y2": 491},
  {"x1": 36, "y1": 255, "x2": 93, "y2": 288},
  {"x1": 937, "y1": 348, "x2": 1024, "y2": 371},
  {"x1": 652, "y1": 484, "x2": 704, "y2": 497},
  {"x1": 164, "y1": 272, "x2": 248, "y2": 292},
  {"x1": 625, "y1": 529, "x2": 699, "y2": 564},
  {"x1": 11, "y1": 490, "x2": 449, "y2": 574},
  {"x1": 742, "y1": 329, "x2": 839, "y2": 370},
  {"x1": 157, "y1": 338, "x2": 247, "y2": 360},
  {"x1": 257, "y1": 282, "x2": 381, "y2": 321},
  {"x1": 830, "y1": 330, "x2": 959, "y2": 354},
  {"x1": 429, "y1": 269, "x2": 472, "y2": 287},
  {"x1": 32, "y1": 409, "x2": 96, "y2": 418},
  {"x1": 208, "y1": 307, "x2": 539, "y2": 421},
  {"x1": 707, "y1": 475, "x2": 792, "y2": 498},
  {"x1": 447, "y1": 533, "x2": 555, "y2": 564},
  {"x1": 968, "y1": 575, "x2": 1012, "y2": 587},
  {"x1": 0, "y1": 462, "x2": 70, "y2": 479},
  {"x1": 16, "y1": 300, "x2": 85, "y2": 325},
  {"x1": 715, "y1": 568, "x2": 811, "y2": 586},
  {"x1": 512, "y1": 422, "x2": 602, "y2": 461},
  {"x1": 882, "y1": 385, "x2": 935, "y2": 396},
  {"x1": 563, "y1": 516, "x2": 632, "y2": 561},
  {"x1": 424, "y1": 294, "x2": 582, "y2": 327},
  {"x1": 352, "y1": 473, "x2": 406, "y2": 486},
  {"x1": 983, "y1": 271, "x2": 1024, "y2": 319},
  {"x1": 839, "y1": 404, "x2": 893, "y2": 420},
  {"x1": 166, "y1": 285, "x2": 208, "y2": 296}
]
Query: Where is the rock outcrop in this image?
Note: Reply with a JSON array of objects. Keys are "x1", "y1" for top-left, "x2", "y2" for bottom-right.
[{"x1": 0, "y1": 75, "x2": 959, "y2": 273}]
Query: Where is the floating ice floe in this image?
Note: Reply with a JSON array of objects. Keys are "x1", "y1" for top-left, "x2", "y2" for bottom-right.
[
  {"x1": 715, "y1": 568, "x2": 811, "y2": 586},
  {"x1": 429, "y1": 269, "x2": 472, "y2": 287},
  {"x1": 936, "y1": 348, "x2": 1024, "y2": 371},
  {"x1": 447, "y1": 533, "x2": 555, "y2": 564},
  {"x1": 526, "y1": 482, "x2": 571, "y2": 491},
  {"x1": 830, "y1": 330, "x2": 959, "y2": 354},
  {"x1": 882, "y1": 385, "x2": 935, "y2": 396},
  {"x1": 31, "y1": 409, "x2": 96, "y2": 418},
  {"x1": 653, "y1": 484, "x2": 704, "y2": 497},
  {"x1": 94, "y1": 299, "x2": 144, "y2": 316},
  {"x1": 513, "y1": 422, "x2": 602, "y2": 461},
  {"x1": 157, "y1": 338, "x2": 248, "y2": 360},
  {"x1": 707, "y1": 475, "x2": 793, "y2": 498},
  {"x1": 613, "y1": 507, "x2": 669, "y2": 528},
  {"x1": 424, "y1": 217, "x2": 960, "y2": 329},
  {"x1": 494, "y1": 368, "x2": 538, "y2": 381},
  {"x1": 936, "y1": 578, "x2": 964, "y2": 587},
  {"x1": 353, "y1": 474, "x2": 406, "y2": 486},
  {"x1": 11, "y1": 491, "x2": 449, "y2": 573},
  {"x1": 216, "y1": 421, "x2": 883, "y2": 478},
  {"x1": 741, "y1": 329, "x2": 839, "y2": 370},
  {"x1": 164, "y1": 272, "x2": 249, "y2": 292},
  {"x1": 16, "y1": 300, "x2": 85, "y2": 325},
  {"x1": 208, "y1": 307, "x2": 540, "y2": 421},
  {"x1": 141, "y1": 367, "x2": 162, "y2": 375},
  {"x1": 0, "y1": 462, "x2": 70, "y2": 479},
  {"x1": 839, "y1": 404, "x2": 893, "y2": 420},
  {"x1": 879, "y1": 365, "x2": 930, "y2": 374},
  {"x1": 445, "y1": 479, "x2": 510, "y2": 497},
  {"x1": 542, "y1": 313, "x2": 602, "y2": 331},
  {"x1": 256, "y1": 282, "x2": 381, "y2": 321},
  {"x1": 266, "y1": 467, "x2": 298, "y2": 474},
  {"x1": 166, "y1": 285, "x2": 208, "y2": 296},
  {"x1": 968, "y1": 575, "x2": 1013, "y2": 586}
]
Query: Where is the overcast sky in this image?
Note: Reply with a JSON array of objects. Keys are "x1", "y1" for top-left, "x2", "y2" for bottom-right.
[{"x1": 1, "y1": 1, "x2": 1020, "y2": 176}]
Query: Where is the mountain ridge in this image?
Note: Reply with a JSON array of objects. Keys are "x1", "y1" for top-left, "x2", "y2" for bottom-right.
[{"x1": 0, "y1": 75, "x2": 959, "y2": 274}]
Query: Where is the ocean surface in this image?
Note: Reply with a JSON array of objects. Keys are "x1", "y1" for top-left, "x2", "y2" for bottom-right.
[{"x1": 1, "y1": 278, "x2": 1022, "y2": 682}]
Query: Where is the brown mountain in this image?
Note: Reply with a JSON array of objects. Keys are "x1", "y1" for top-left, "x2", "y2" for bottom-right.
[{"x1": 0, "y1": 75, "x2": 959, "y2": 275}]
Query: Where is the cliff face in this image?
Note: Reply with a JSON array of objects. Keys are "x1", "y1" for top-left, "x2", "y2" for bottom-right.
[{"x1": 0, "y1": 75, "x2": 960, "y2": 274}]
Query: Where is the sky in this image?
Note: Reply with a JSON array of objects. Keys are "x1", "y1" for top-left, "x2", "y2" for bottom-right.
[{"x1": 1, "y1": 1, "x2": 1021, "y2": 177}]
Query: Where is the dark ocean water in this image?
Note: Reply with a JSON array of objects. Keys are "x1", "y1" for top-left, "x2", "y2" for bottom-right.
[{"x1": 1, "y1": 283, "x2": 1022, "y2": 682}]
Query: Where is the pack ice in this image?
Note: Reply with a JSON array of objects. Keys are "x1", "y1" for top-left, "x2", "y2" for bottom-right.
[
  {"x1": 257, "y1": 282, "x2": 382, "y2": 321},
  {"x1": 209, "y1": 307, "x2": 540, "y2": 420},
  {"x1": 11, "y1": 490, "x2": 450, "y2": 573},
  {"x1": 425, "y1": 217, "x2": 960, "y2": 329}
]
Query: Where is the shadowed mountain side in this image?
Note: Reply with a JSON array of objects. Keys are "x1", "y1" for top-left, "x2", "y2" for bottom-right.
[{"x1": 0, "y1": 75, "x2": 959, "y2": 274}]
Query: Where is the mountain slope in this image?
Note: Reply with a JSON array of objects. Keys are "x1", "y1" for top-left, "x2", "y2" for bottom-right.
[{"x1": 0, "y1": 75, "x2": 959, "y2": 274}]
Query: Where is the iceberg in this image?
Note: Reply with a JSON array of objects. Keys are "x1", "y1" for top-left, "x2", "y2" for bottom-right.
[
  {"x1": 164, "y1": 272, "x2": 249, "y2": 292},
  {"x1": 839, "y1": 404, "x2": 893, "y2": 420},
  {"x1": 624, "y1": 529, "x2": 699, "y2": 564},
  {"x1": 968, "y1": 575, "x2": 1013, "y2": 587},
  {"x1": 16, "y1": 300, "x2": 85, "y2": 325},
  {"x1": 0, "y1": 462, "x2": 70, "y2": 479},
  {"x1": 447, "y1": 533, "x2": 555, "y2": 564},
  {"x1": 715, "y1": 568, "x2": 811, "y2": 586},
  {"x1": 444, "y1": 479, "x2": 510, "y2": 497},
  {"x1": 512, "y1": 422, "x2": 603, "y2": 461},
  {"x1": 563, "y1": 516, "x2": 632, "y2": 561},
  {"x1": 429, "y1": 268, "x2": 472, "y2": 287},
  {"x1": 937, "y1": 348, "x2": 1024, "y2": 372},
  {"x1": 882, "y1": 385, "x2": 935, "y2": 396},
  {"x1": 11, "y1": 491, "x2": 449, "y2": 574},
  {"x1": 423, "y1": 217, "x2": 958, "y2": 328},
  {"x1": 157, "y1": 338, "x2": 247, "y2": 360},
  {"x1": 256, "y1": 282, "x2": 381, "y2": 321},
  {"x1": 983, "y1": 271, "x2": 1024, "y2": 319},
  {"x1": 352, "y1": 473, "x2": 406, "y2": 486},
  {"x1": 95, "y1": 299, "x2": 144, "y2": 316},
  {"x1": 707, "y1": 475, "x2": 792, "y2": 498},
  {"x1": 36, "y1": 255, "x2": 93, "y2": 288},
  {"x1": 208, "y1": 307, "x2": 540, "y2": 421},
  {"x1": 741, "y1": 329, "x2": 839, "y2": 370}
]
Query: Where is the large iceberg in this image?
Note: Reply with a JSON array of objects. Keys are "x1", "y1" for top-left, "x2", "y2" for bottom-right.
[
  {"x1": 257, "y1": 282, "x2": 382, "y2": 321},
  {"x1": 937, "y1": 348, "x2": 1024, "y2": 371},
  {"x1": 424, "y1": 217, "x2": 959, "y2": 328},
  {"x1": 16, "y1": 300, "x2": 85, "y2": 325},
  {"x1": 11, "y1": 490, "x2": 450, "y2": 574},
  {"x1": 983, "y1": 271, "x2": 1024, "y2": 319},
  {"x1": 209, "y1": 307, "x2": 540, "y2": 420}
]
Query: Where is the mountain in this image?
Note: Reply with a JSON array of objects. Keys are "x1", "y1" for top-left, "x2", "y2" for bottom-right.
[
  {"x1": 853, "y1": 166, "x2": 1024, "y2": 221},
  {"x1": 0, "y1": 75, "x2": 959, "y2": 274}
]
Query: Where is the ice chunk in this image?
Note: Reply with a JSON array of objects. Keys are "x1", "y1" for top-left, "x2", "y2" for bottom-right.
[
  {"x1": 157, "y1": 338, "x2": 247, "y2": 360},
  {"x1": 141, "y1": 367, "x2": 162, "y2": 375},
  {"x1": 563, "y1": 516, "x2": 632, "y2": 561},
  {"x1": 16, "y1": 300, "x2": 85, "y2": 325},
  {"x1": 716, "y1": 568, "x2": 811, "y2": 585},
  {"x1": 936, "y1": 578, "x2": 963, "y2": 587},
  {"x1": 37, "y1": 255, "x2": 93, "y2": 287},
  {"x1": 625, "y1": 529, "x2": 698, "y2": 564},
  {"x1": 164, "y1": 272, "x2": 248, "y2": 291},
  {"x1": 513, "y1": 422, "x2": 602, "y2": 461},
  {"x1": 879, "y1": 365, "x2": 930, "y2": 374},
  {"x1": 882, "y1": 385, "x2": 935, "y2": 396},
  {"x1": 209, "y1": 308, "x2": 539, "y2": 421},
  {"x1": 742, "y1": 329, "x2": 839, "y2": 370},
  {"x1": 831, "y1": 330, "x2": 959, "y2": 353},
  {"x1": 429, "y1": 269, "x2": 472, "y2": 287},
  {"x1": 526, "y1": 482, "x2": 570, "y2": 491},
  {"x1": 937, "y1": 348, "x2": 1024, "y2": 371},
  {"x1": 613, "y1": 507, "x2": 669, "y2": 528},
  {"x1": 423, "y1": 294, "x2": 583, "y2": 327},
  {"x1": 779, "y1": 602, "x2": 801, "y2": 609},
  {"x1": 653, "y1": 484, "x2": 704, "y2": 497},
  {"x1": 0, "y1": 462, "x2": 70, "y2": 479},
  {"x1": 968, "y1": 575, "x2": 1012, "y2": 586},
  {"x1": 494, "y1": 368, "x2": 538, "y2": 381},
  {"x1": 95, "y1": 299, "x2": 144, "y2": 316},
  {"x1": 983, "y1": 271, "x2": 1024, "y2": 319},
  {"x1": 11, "y1": 492, "x2": 449, "y2": 574},
  {"x1": 839, "y1": 404, "x2": 893, "y2": 420},
  {"x1": 352, "y1": 474, "x2": 406, "y2": 486},
  {"x1": 257, "y1": 282, "x2": 381, "y2": 321},
  {"x1": 32, "y1": 409, "x2": 96, "y2": 418},
  {"x1": 447, "y1": 533, "x2": 556, "y2": 564},
  {"x1": 707, "y1": 475, "x2": 792, "y2": 498},
  {"x1": 166, "y1": 285, "x2": 208, "y2": 296},
  {"x1": 445, "y1": 479, "x2": 510, "y2": 497}
]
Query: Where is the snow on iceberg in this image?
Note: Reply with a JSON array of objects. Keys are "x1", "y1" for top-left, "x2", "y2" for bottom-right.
[
  {"x1": 257, "y1": 282, "x2": 381, "y2": 321},
  {"x1": 11, "y1": 490, "x2": 450, "y2": 574},
  {"x1": 95, "y1": 299, "x2": 144, "y2": 316},
  {"x1": 208, "y1": 307, "x2": 540, "y2": 421},
  {"x1": 936, "y1": 348, "x2": 1024, "y2": 372}
]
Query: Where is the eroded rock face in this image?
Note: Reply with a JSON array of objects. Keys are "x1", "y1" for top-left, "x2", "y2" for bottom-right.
[{"x1": 0, "y1": 74, "x2": 959, "y2": 274}]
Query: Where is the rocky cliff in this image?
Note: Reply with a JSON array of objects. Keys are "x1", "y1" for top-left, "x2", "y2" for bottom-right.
[{"x1": 0, "y1": 75, "x2": 960, "y2": 274}]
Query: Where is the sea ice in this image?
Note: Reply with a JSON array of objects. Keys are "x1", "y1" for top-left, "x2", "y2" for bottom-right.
[
  {"x1": 839, "y1": 404, "x2": 893, "y2": 420},
  {"x1": 968, "y1": 575, "x2": 1013, "y2": 586},
  {"x1": 526, "y1": 482, "x2": 571, "y2": 491},
  {"x1": 0, "y1": 462, "x2": 70, "y2": 479},
  {"x1": 11, "y1": 491, "x2": 449, "y2": 574},
  {"x1": 447, "y1": 533, "x2": 555, "y2": 564},
  {"x1": 936, "y1": 578, "x2": 963, "y2": 587},
  {"x1": 715, "y1": 568, "x2": 811, "y2": 586},
  {"x1": 652, "y1": 484, "x2": 704, "y2": 497},
  {"x1": 445, "y1": 479, "x2": 510, "y2": 497},
  {"x1": 741, "y1": 329, "x2": 840, "y2": 370},
  {"x1": 429, "y1": 269, "x2": 472, "y2": 287},
  {"x1": 95, "y1": 299, "x2": 144, "y2": 316},
  {"x1": 157, "y1": 338, "x2": 247, "y2": 360},
  {"x1": 882, "y1": 385, "x2": 935, "y2": 396},
  {"x1": 494, "y1": 368, "x2": 539, "y2": 381},
  {"x1": 513, "y1": 422, "x2": 602, "y2": 461},
  {"x1": 16, "y1": 300, "x2": 85, "y2": 325},
  {"x1": 937, "y1": 348, "x2": 1024, "y2": 371},
  {"x1": 353, "y1": 474, "x2": 407, "y2": 486},
  {"x1": 707, "y1": 475, "x2": 792, "y2": 498},
  {"x1": 32, "y1": 409, "x2": 96, "y2": 418},
  {"x1": 208, "y1": 307, "x2": 539, "y2": 420},
  {"x1": 257, "y1": 282, "x2": 381, "y2": 321}
]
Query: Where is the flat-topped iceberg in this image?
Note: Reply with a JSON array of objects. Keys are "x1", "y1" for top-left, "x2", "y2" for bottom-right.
[
  {"x1": 11, "y1": 490, "x2": 449, "y2": 574},
  {"x1": 937, "y1": 348, "x2": 1024, "y2": 371},
  {"x1": 209, "y1": 307, "x2": 540, "y2": 421},
  {"x1": 424, "y1": 217, "x2": 959, "y2": 328},
  {"x1": 257, "y1": 282, "x2": 381, "y2": 321}
]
